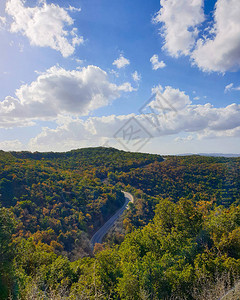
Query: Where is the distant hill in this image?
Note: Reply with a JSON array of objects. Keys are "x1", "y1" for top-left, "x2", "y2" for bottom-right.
[
  {"x1": 198, "y1": 153, "x2": 240, "y2": 157},
  {"x1": 177, "y1": 152, "x2": 240, "y2": 157}
]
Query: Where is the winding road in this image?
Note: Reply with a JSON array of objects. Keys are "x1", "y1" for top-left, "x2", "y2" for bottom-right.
[{"x1": 90, "y1": 191, "x2": 134, "y2": 248}]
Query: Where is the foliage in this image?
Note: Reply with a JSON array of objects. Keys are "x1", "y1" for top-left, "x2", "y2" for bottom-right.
[{"x1": 0, "y1": 148, "x2": 239, "y2": 299}]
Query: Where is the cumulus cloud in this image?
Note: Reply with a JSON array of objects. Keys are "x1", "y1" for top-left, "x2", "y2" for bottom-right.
[
  {"x1": 153, "y1": 0, "x2": 204, "y2": 57},
  {"x1": 150, "y1": 54, "x2": 166, "y2": 70},
  {"x1": 5, "y1": 0, "x2": 83, "y2": 57},
  {"x1": 113, "y1": 54, "x2": 130, "y2": 69},
  {"x1": 142, "y1": 95, "x2": 240, "y2": 138},
  {"x1": 191, "y1": 0, "x2": 240, "y2": 72},
  {"x1": 149, "y1": 85, "x2": 191, "y2": 112},
  {"x1": 154, "y1": 0, "x2": 240, "y2": 72},
  {"x1": 0, "y1": 65, "x2": 135, "y2": 128},
  {"x1": 28, "y1": 86, "x2": 240, "y2": 151}
]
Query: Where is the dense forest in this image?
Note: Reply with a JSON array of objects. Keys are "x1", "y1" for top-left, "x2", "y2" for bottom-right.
[{"x1": 0, "y1": 147, "x2": 239, "y2": 299}]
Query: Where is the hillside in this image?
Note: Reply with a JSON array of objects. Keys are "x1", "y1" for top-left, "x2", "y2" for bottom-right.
[{"x1": 0, "y1": 148, "x2": 163, "y2": 257}]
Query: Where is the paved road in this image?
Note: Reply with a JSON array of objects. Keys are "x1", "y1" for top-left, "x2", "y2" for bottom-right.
[
  {"x1": 90, "y1": 191, "x2": 134, "y2": 248},
  {"x1": 219, "y1": 281, "x2": 240, "y2": 300}
]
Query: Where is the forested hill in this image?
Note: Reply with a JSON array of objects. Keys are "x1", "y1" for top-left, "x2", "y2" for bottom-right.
[
  {"x1": 0, "y1": 148, "x2": 163, "y2": 257},
  {"x1": 0, "y1": 148, "x2": 240, "y2": 299},
  {"x1": 9, "y1": 147, "x2": 163, "y2": 171}
]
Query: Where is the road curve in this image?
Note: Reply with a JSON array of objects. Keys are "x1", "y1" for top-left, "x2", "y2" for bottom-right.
[{"x1": 90, "y1": 191, "x2": 134, "y2": 249}]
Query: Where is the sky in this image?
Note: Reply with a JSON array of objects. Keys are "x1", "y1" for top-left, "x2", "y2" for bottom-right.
[{"x1": 0, "y1": 0, "x2": 239, "y2": 155}]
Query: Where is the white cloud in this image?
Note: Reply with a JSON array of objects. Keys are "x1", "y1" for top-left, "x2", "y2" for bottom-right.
[
  {"x1": 132, "y1": 71, "x2": 141, "y2": 82},
  {"x1": 5, "y1": 0, "x2": 83, "y2": 57},
  {"x1": 193, "y1": 96, "x2": 200, "y2": 100},
  {"x1": 113, "y1": 54, "x2": 130, "y2": 69},
  {"x1": 150, "y1": 85, "x2": 191, "y2": 111},
  {"x1": 153, "y1": 0, "x2": 204, "y2": 57},
  {"x1": 28, "y1": 119, "x2": 91, "y2": 152},
  {"x1": 154, "y1": 0, "x2": 240, "y2": 73},
  {"x1": 0, "y1": 139, "x2": 24, "y2": 151},
  {"x1": 144, "y1": 86, "x2": 240, "y2": 137},
  {"x1": 27, "y1": 115, "x2": 122, "y2": 151},
  {"x1": 225, "y1": 83, "x2": 240, "y2": 93},
  {"x1": 150, "y1": 54, "x2": 166, "y2": 70},
  {"x1": 191, "y1": 0, "x2": 240, "y2": 72},
  {"x1": 28, "y1": 113, "x2": 153, "y2": 151},
  {"x1": 70, "y1": 28, "x2": 84, "y2": 47},
  {"x1": 0, "y1": 65, "x2": 135, "y2": 128},
  {"x1": 198, "y1": 126, "x2": 240, "y2": 139}
]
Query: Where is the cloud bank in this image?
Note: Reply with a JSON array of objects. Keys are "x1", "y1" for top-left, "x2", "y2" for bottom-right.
[{"x1": 26, "y1": 86, "x2": 240, "y2": 151}]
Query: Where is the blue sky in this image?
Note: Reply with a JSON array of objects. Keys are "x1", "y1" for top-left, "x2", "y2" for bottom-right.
[{"x1": 0, "y1": 0, "x2": 239, "y2": 154}]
